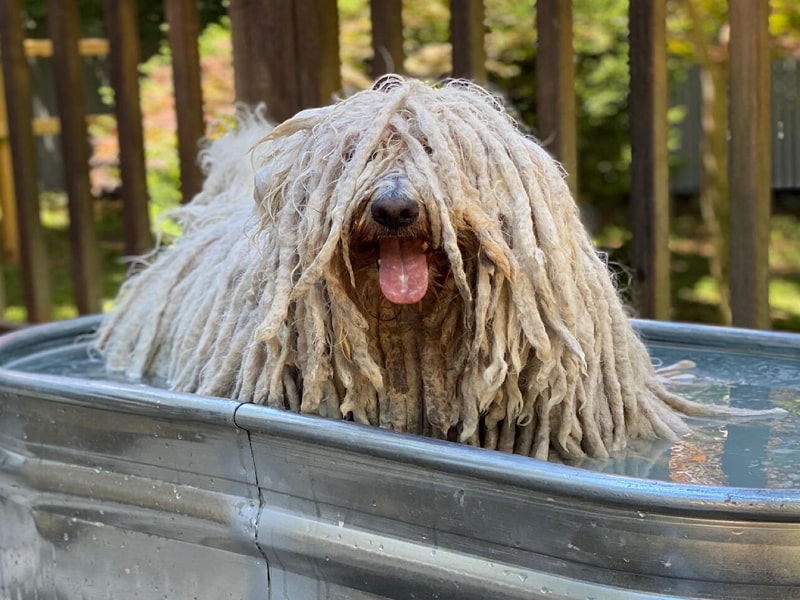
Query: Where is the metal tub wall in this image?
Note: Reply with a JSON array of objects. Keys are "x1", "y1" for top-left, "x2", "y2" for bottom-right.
[
  {"x1": 0, "y1": 319, "x2": 266, "y2": 599},
  {"x1": 1, "y1": 317, "x2": 800, "y2": 599}
]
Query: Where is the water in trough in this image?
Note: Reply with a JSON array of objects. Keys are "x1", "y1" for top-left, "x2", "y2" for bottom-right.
[{"x1": 10, "y1": 321, "x2": 799, "y2": 490}]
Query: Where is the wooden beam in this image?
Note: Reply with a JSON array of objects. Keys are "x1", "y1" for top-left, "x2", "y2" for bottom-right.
[
  {"x1": 48, "y1": 0, "x2": 102, "y2": 314},
  {"x1": 536, "y1": 0, "x2": 578, "y2": 197},
  {"x1": 628, "y1": 0, "x2": 670, "y2": 320},
  {"x1": 0, "y1": 58, "x2": 19, "y2": 264},
  {"x1": 728, "y1": 0, "x2": 771, "y2": 329},
  {"x1": 0, "y1": 0, "x2": 52, "y2": 322},
  {"x1": 228, "y1": 0, "x2": 341, "y2": 123},
  {"x1": 450, "y1": 0, "x2": 486, "y2": 84},
  {"x1": 165, "y1": 0, "x2": 205, "y2": 204},
  {"x1": 294, "y1": 0, "x2": 341, "y2": 109},
  {"x1": 103, "y1": 0, "x2": 152, "y2": 255},
  {"x1": 228, "y1": 0, "x2": 289, "y2": 110},
  {"x1": 26, "y1": 114, "x2": 108, "y2": 137},
  {"x1": 370, "y1": 0, "x2": 404, "y2": 78},
  {"x1": 23, "y1": 37, "x2": 110, "y2": 58},
  {"x1": 0, "y1": 265, "x2": 5, "y2": 315}
]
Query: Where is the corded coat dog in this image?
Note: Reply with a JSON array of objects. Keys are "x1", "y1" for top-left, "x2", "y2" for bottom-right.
[{"x1": 98, "y1": 76, "x2": 779, "y2": 461}]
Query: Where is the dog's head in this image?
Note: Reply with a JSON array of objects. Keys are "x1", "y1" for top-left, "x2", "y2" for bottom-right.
[
  {"x1": 250, "y1": 75, "x2": 587, "y2": 398},
  {"x1": 250, "y1": 76, "x2": 576, "y2": 317}
]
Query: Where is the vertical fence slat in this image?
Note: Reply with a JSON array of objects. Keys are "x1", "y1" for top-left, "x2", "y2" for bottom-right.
[
  {"x1": 0, "y1": 0, "x2": 52, "y2": 322},
  {"x1": 229, "y1": 0, "x2": 340, "y2": 123},
  {"x1": 0, "y1": 71, "x2": 19, "y2": 264},
  {"x1": 536, "y1": 0, "x2": 578, "y2": 196},
  {"x1": 370, "y1": 0, "x2": 404, "y2": 78},
  {"x1": 628, "y1": 0, "x2": 670, "y2": 320},
  {"x1": 450, "y1": 0, "x2": 486, "y2": 83},
  {"x1": 103, "y1": 0, "x2": 152, "y2": 256},
  {"x1": 0, "y1": 270, "x2": 6, "y2": 318},
  {"x1": 165, "y1": 0, "x2": 205, "y2": 204},
  {"x1": 0, "y1": 22, "x2": 23, "y2": 319},
  {"x1": 228, "y1": 0, "x2": 291, "y2": 111},
  {"x1": 729, "y1": 0, "x2": 771, "y2": 329},
  {"x1": 47, "y1": 0, "x2": 102, "y2": 314},
  {"x1": 294, "y1": 0, "x2": 341, "y2": 109}
]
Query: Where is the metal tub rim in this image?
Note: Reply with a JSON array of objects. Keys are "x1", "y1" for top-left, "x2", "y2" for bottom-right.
[{"x1": 1, "y1": 315, "x2": 799, "y2": 523}]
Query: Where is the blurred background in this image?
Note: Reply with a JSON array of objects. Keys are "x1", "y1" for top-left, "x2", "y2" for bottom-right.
[{"x1": 2, "y1": 0, "x2": 799, "y2": 329}]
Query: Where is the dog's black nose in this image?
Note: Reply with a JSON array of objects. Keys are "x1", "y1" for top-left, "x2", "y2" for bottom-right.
[{"x1": 371, "y1": 192, "x2": 420, "y2": 230}]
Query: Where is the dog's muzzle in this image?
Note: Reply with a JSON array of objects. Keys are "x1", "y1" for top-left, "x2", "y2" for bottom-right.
[
  {"x1": 368, "y1": 176, "x2": 429, "y2": 305},
  {"x1": 370, "y1": 180, "x2": 420, "y2": 231}
]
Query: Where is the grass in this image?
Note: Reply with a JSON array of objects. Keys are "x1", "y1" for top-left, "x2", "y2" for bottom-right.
[{"x1": 2, "y1": 196, "x2": 800, "y2": 331}]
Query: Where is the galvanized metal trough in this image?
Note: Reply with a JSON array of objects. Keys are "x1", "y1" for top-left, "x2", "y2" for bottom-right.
[{"x1": 1, "y1": 316, "x2": 799, "y2": 599}]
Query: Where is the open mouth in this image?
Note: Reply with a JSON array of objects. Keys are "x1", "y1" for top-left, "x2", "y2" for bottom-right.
[{"x1": 377, "y1": 237, "x2": 430, "y2": 304}]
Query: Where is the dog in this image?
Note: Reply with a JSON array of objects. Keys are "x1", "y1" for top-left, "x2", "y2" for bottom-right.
[{"x1": 98, "y1": 76, "x2": 778, "y2": 461}]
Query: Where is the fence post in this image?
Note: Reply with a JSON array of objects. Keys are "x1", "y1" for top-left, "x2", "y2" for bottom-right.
[
  {"x1": 0, "y1": 0, "x2": 52, "y2": 322},
  {"x1": 450, "y1": 0, "x2": 486, "y2": 84},
  {"x1": 295, "y1": 0, "x2": 341, "y2": 109},
  {"x1": 0, "y1": 70, "x2": 19, "y2": 264},
  {"x1": 536, "y1": 0, "x2": 578, "y2": 197},
  {"x1": 228, "y1": 0, "x2": 283, "y2": 110},
  {"x1": 165, "y1": 0, "x2": 205, "y2": 204},
  {"x1": 48, "y1": 0, "x2": 102, "y2": 315},
  {"x1": 628, "y1": 0, "x2": 670, "y2": 320},
  {"x1": 0, "y1": 54, "x2": 24, "y2": 321},
  {"x1": 228, "y1": 0, "x2": 341, "y2": 123},
  {"x1": 103, "y1": 0, "x2": 152, "y2": 256},
  {"x1": 729, "y1": 0, "x2": 771, "y2": 329},
  {"x1": 370, "y1": 0, "x2": 404, "y2": 78}
]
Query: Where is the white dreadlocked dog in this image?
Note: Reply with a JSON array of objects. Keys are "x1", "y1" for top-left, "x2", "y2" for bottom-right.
[{"x1": 98, "y1": 76, "x2": 776, "y2": 461}]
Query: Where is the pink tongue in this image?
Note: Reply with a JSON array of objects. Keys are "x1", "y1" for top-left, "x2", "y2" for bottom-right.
[{"x1": 378, "y1": 238, "x2": 429, "y2": 304}]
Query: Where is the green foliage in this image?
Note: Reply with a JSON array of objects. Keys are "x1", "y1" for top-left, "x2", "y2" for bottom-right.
[
  {"x1": 771, "y1": 0, "x2": 800, "y2": 43},
  {"x1": 572, "y1": 0, "x2": 631, "y2": 205}
]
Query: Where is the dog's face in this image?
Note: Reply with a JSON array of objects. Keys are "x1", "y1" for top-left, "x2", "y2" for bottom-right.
[
  {"x1": 345, "y1": 148, "x2": 485, "y2": 316},
  {"x1": 350, "y1": 172, "x2": 432, "y2": 305},
  {"x1": 252, "y1": 77, "x2": 518, "y2": 319}
]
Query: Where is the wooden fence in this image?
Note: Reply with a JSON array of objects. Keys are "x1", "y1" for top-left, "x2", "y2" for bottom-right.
[{"x1": 0, "y1": 0, "x2": 773, "y2": 329}]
